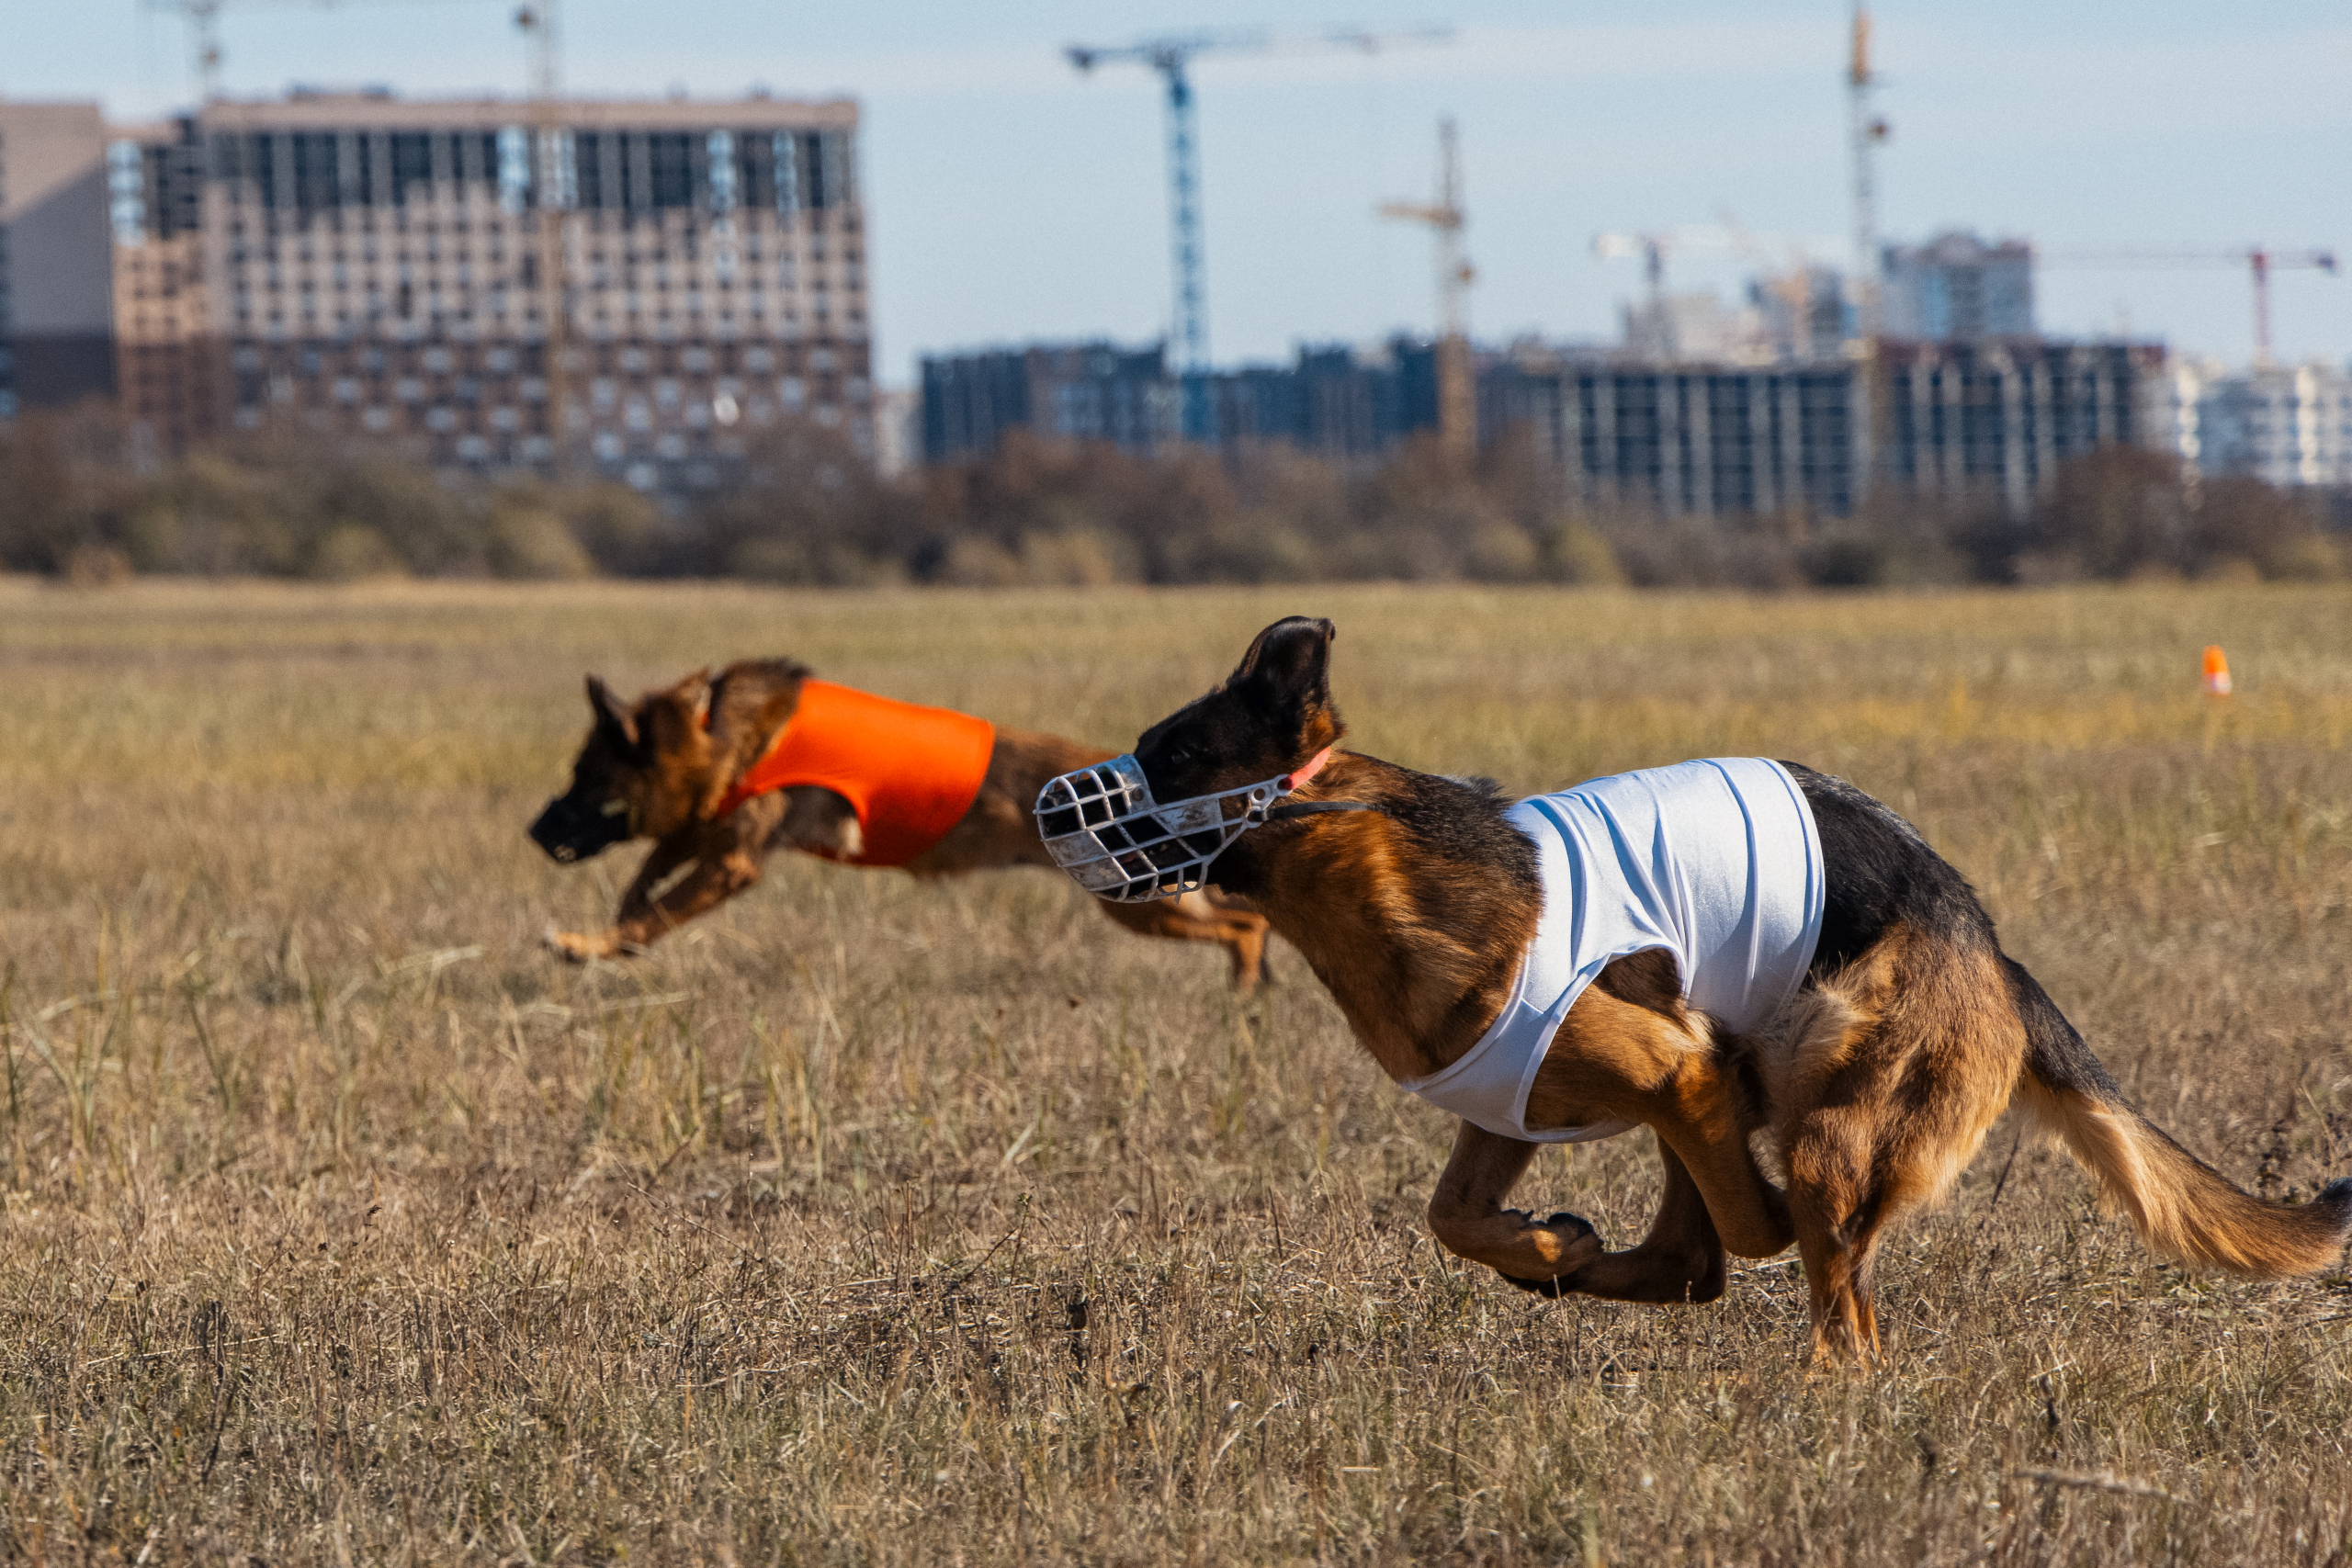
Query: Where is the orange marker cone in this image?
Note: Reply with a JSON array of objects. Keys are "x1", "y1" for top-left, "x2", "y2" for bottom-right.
[{"x1": 2201, "y1": 645, "x2": 2232, "y2": 697}]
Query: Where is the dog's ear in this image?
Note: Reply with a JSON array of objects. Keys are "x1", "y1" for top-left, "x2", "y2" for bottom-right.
[
  {"x1": 718, "y1": 660, "x2": 807, "y2": 751},
  {"x1": 1229, "y1": 617, "x2": 1340, "y2": 744},
  {"x1": 585, "y1": 675, "x2": 639, "y2": 751},
  {"x1": 675, "y1": 668, "x2": 713, "y2": 730},
  {"x1": 640, "y1": 680, "x2": 714, "y2": 761},
  {"x1": 698, "y1": 660, "x2": 808, "y2": 818}
]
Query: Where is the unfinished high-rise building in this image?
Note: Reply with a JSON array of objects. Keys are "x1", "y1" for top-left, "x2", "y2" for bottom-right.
[
  {"x1": 100, "y1": 90, "x2": 872, "y2": 485},
  {"x1": 2154, "y1": 359, "x2": 2352, "y2": 490},
  {"x1": 1881, "y1": 231, "x2": 2034, "y2": 343},
  {"x1": 0, "y1": 101, "x2": 119, "y2": 419}
]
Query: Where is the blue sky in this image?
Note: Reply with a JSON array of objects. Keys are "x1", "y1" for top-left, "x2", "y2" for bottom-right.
[{"x1": 6, "y1": 0, "x2": 2348, "y2": 385}]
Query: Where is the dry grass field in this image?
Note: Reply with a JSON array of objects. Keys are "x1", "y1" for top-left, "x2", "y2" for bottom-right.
[{"x1": 2, "y1": 577, "x2": 2349, "y2": 1565}]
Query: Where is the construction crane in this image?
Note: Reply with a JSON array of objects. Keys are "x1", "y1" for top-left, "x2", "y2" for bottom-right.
[
  {"x1": 1845, "y1": 6, "x2": 1889, "y2": 336},
  {"x1": 1593, "y1": 224, "x2": 1839, "y2": 360},
  {"x1": 145, "y1": 0, "x2": 325, "y2": 101},
  {"x1": 1593, "y1": 226, "x2": 1837, "y2": 299},
  {"x1": 1593, "y1": 231, "x2": 1672, "y2": 315},
  {"x1": 515, "y1": 0, "x2": 571, "y2": 474},
  {"x1": 1380, "y1": 117, "x2": 1475, "y2": 464},
  {"x1": 145, "y1": 0, "x2": 469, "y2": 101},
  {"x1": 1847, "y1": 3, "x2": 1891, "y2": 502},
  {"x1": 1066, "y1": 26, "x2": 1452, "y2": 442},
  {"x1": 2041, "y1": 247, "x2": 2340, "y2": 365}
]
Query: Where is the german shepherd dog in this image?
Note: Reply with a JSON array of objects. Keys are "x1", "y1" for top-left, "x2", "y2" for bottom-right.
[
  {"x1": 526, "y1": 659, "x2": 1270, "y2": 987},
  {"x1": 1068, "y1": 617, "x2": 2351, "y2": 1358}
]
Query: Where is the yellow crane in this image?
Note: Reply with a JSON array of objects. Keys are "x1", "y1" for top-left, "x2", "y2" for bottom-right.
[
  {"x1": 144, "y1": 0, "x2": 478, "y2": 101},
  {"x1": 1379, "y1": 117, "x2": 1475, "y2": 465},
  {"x1": 147, "y1": 0, "x2": 576, "y2": 470},
  {"x1": 514, "y1": 1, "x2": 571, "y2": 472}
]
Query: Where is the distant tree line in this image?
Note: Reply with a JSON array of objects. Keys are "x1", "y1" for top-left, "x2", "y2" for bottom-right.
[{"x1": 1, "y1": 403, "x2": 2342, "y2": 589}]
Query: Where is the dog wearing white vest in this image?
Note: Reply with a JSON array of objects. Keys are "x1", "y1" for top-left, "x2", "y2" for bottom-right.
[{"x1": 1035, "y1": 616, "x2": 2352, "y2": 1359}]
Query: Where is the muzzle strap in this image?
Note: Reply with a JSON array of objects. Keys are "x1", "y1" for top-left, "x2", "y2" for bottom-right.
[{"x1": 1263, "y1": 799, "x2": 1389, "y2": 822}]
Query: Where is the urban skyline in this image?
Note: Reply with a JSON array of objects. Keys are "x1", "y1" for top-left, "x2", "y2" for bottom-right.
[
  {"x1": 10, "y1": 78, "x2": 2347, "y2": 499},
  {"x1": 5, "y1": 0, "x2": 2346, "y2": 383}
]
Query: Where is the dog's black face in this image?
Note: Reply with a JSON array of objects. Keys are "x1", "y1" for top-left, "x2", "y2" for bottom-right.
[
  {"x1": 529, "y1": 673, "x2": 713, "y2": 863},
  {"x1": 528, "y1": 789, "x2": 634, "y2": 864},
  {"x1": 1133, "y1": 616, "x2": 1344, "y2": 805},
  {"x1": 529, "y1": 676, "x2": 647, "y2": 863}
]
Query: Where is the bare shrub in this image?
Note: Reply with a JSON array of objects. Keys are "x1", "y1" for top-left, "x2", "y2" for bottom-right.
[
  {"x1": 307, "y1": 523, "x2": 407, "y2": 581},
  {"x1": 1538, "y1": 517, "x2": 1627, "y2": 585},
  {"x1": 0, "y1": 402, "x2": 135, "y2": 573},
  {"x1": 556, "y1": 480, "x2": 669, "y2": 576},
  {"x1": 688, "y1": 416, "x2": 910, "y2": 583},
  {"x1": 2026, "y1": 446, "x2": 2195, "y2": 581},
  {"x1": 123, "y1": 448, "x2": 310, "y2": 574},
  {"x1": 485, "y1": 502, "x2": 598, "y2": 581},
  {"x1": 37, "y1": 407, "x2": 2341, "y2": 596},
  {"x1": 2192, "y1": 476, "x2": 2340, "y2": 581},
  {"x1": 1603, "y1": 515, "x2": 1805, "y2": 590}
]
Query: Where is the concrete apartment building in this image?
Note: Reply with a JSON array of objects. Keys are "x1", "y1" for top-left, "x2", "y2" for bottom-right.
[
  {"x1": 1882, "y1": 231, "x2": 2035, "y2": 343},
  {"x1": 922, "y1": 343, "x2": 1177, "y2": 462},
  {"x1": 109, "y1": 116, "x2": 212, "y2": 451},
  {"x1": 922, "y1": 338, "x2": 1455, "y2": 468},
  {"x1": 1880, "y1": 338, "x2": 2162, "y2": 513},
  {"x1": 920, "y1": 219, "x2": 2159, "y2": 519},
  {"x1": 2154, "y1": 359, "x2": 2352, "y2": 489},
  {"x1": 0, "y1": 101, "x2": 119, "y2": 418},
  {"x1": 1484, "y1": 352, "x2": 1861, "y2": 517},
  {"x1": 30, "y1": 89, "x2": 873, "y2": 487},
  {"x1": 923, "y1": 331, "x2": 2156, "y2": 521}
]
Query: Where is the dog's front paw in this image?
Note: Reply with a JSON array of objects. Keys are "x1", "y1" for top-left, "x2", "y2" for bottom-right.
[
  {"x1": 1497, "y1": 1210, "x2": 1600, "y2": 1297},
  {"x1": 545, "y1": 926, "x2": 620, "y2": 964}
]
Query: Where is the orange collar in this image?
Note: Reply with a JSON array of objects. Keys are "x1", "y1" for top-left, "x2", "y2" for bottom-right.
[{"x1": 1285, "y1": 746, "x2": 1335, "y2": 790}]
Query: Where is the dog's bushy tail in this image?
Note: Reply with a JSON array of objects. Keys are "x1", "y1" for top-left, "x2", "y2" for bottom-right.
[{"x1": 2008, "y1": 958, "x2": 2352, "y2": 1277}]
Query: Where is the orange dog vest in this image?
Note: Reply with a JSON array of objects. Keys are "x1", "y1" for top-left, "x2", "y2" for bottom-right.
[{"x1": 712, "y1": 680, "x2": 997, "y2": 868}]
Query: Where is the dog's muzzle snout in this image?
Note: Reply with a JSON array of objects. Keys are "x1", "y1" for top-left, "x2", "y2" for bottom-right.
[
  {"x1": 1035, "y1": 754, "x2": 1287, "y2": 903},
  {"x1": 528, "y1": 795, "x2": 631, "y2": 864}
]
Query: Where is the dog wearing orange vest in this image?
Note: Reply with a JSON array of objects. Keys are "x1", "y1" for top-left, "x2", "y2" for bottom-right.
[{"x1": 526, "y1": 659, "x2": 1271, "y2": 987}]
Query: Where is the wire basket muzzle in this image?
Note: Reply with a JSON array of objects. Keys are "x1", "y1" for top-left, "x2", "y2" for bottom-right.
[{"x1": 1035, "y1": 754, "x2": 1281, "y2": 903}]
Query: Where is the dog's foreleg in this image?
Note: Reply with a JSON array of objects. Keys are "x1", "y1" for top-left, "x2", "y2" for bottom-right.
[
  {"x1": 1552, "y1": 1134, "x2": 1728, "y2": 1303},
  {"x1": 1531, "y1": 968, "x2": 1795, "y2": 1262},
  {"x1": 610, "y1": 848, "x2": 763, "y2": 951},
  {"x1": 547, "y1": 833, "x2": 697, "y2": 962},
  {"x1": 1426, "y1": 1122, "x2": 1606, "y2": 1285},
  {"x1": 548, "y1": 827, "x2": 762, "y2": 963}
]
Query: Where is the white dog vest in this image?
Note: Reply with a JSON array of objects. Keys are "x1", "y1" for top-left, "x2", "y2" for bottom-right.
[{"x1": 1398, "y1": 758, "x2": 1824, "y2": 1144}]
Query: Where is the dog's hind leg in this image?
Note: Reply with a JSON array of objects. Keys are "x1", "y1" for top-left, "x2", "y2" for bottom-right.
[
  {"x1": 1778, "y1": 926, "x2": 2022, "y2": 1360},
  {"x1": 1091, "y1": 890, "x2": 1272, "y2": 992},
  {"x1": 1427, "y1": 1122, "x2": 1608, "y2": 1283}
]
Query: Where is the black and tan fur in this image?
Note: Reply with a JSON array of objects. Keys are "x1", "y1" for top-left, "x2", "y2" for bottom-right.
[
  {"x1": 528, "y1": 660, "x2": 1269, "y2": 987},
  {"x1": 1113, "y1": 616, "x2": 2351, "y2": 1358}
]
